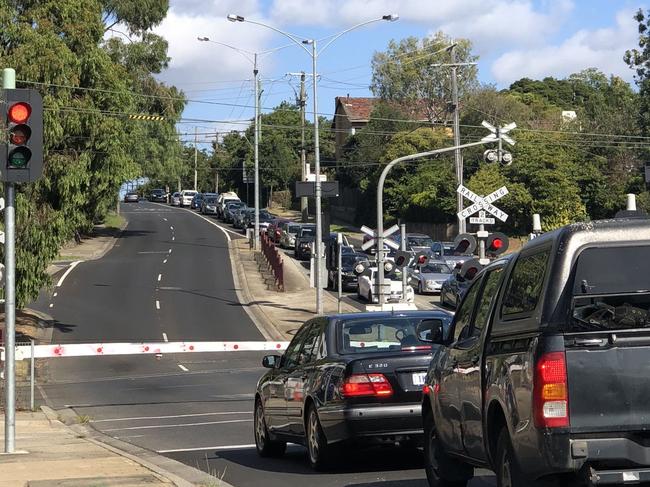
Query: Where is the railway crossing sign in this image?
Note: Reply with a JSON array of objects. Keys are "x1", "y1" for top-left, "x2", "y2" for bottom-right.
[
  {"x1": 470, "y1": 211, "x2": 495, "y2": 225},
  {"x1": 481, "y1": 121, "x2": 517, "y2": 146},
  {"x1": 361, "y1": 224, "x2": 400, "y2": 251},
  {"x1": 457, "y1": 185, "x2": 509, "y2": 223}
]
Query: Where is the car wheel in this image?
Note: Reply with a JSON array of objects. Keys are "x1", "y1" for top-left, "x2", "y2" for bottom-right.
[
  {"x1": 423, "y1": 411, "x2": 471, "y2": 487},
  {"x1": 418, "y1": 282, "x2": 423, "y2": 295},
  {"x1": 254, "y1": 399, "x2": 286, "y2": 458},
  {"x1": 496, "y1": 427, "x2": 525, "y2": 487},
  {"x1": 306, "y1": 406, "x2": 333, "y2": 471}
]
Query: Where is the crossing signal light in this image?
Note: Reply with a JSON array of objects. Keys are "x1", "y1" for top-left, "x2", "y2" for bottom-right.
[
  {"x1": 453, "y1": 233, "x2": 477, "y2": 255},
  {"x1": 1, "y1": 89, "x2": 44, "y2": 182},
  {"x1": 394, "y1": 250, "x2": 412, "y2": 269},
  {"x1": 415, "y1": 252, "x2": 429, "y2": 266},
  {"x1": 459, "y1": 258, "x2": 483, "y2": 281},
  {"x1": 486, "y1": 232, "x2": 509, "y2": 256}
]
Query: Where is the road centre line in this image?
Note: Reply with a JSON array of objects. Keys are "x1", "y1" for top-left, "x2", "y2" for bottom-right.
[
  {"x1": 170, "y1": 226, "x2": 174, "y2": 231},
  {"x1": 156, "y1": 300, "x2": 160, "y2": 310},
  {"x1": 163, "y1": 259, "x2": 167, "y2": 264},
  {"x1": 103, "y1": 419, "x2": 252, "y2": 432},
  {"x1": 162, "y1": 332, "x2": 168, "y2": 342},
  {"x1": 163, "y1": 218, "x2": 167, "y2": 221},
  {"x1": 171, "y1": 236, "x2": 175, "y2": 241},
  {"x1": 157, "y1": 274, "x2": 162, "y2": 282},
  {"x1": 53, "y1": 292, "x2": 57, "y2": 297},
  {"x1": 137, "y1": 251, "x2": 168, "y2": 254},
  {"x1": 91, "y1": 411, "x2": 251, "y2": 423},
  {"x1": 56, "y1": 261, "x2": 80, "y2": 287},
  {"x1": 178, "y1": 364, "x2": 189, "y2": 372},
  {"x1": 157, "y1": 444, "x2": 256, "y2": 454},
  {"x1": 49, "y1": 303, "x2": 53, "y2": 308},
  {"x1": 168, "y1": 249, "x2": 172, "y2": 254}
]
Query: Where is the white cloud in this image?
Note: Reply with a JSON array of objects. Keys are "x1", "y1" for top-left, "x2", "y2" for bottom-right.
[
  {"x1": 154, "y1": 1, "x2": 273, "y2": 89},
  {"x1": 491, "y1": 8, "x2": 639, "y2": 86},
  {"x1": 269, "y1": 0, "x2": 573, "y2": 50}
]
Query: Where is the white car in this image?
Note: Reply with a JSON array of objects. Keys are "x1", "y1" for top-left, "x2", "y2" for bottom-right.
[
  {"x1": 216, "y1": 192, "x2": 240, "y2": 218},
  {"x1": 170, "y1": 192, "x2": 181, "y2": 206},
  {"x1": 180, "y1": 190, "x2": 197, "y2": 207},
  {"x1": 357, "y1": 267, "x2": 414, "y2": 304}
]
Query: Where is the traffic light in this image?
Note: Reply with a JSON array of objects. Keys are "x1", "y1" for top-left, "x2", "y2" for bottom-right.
[
  {"x1": 486, "y1": 232, "x2": 509, "y2": 256},
  {"x1": 394, "y1": 250, "x2": 412, "y2": 269},
  {"x1": 459, "y1": 258, "x2": 483, "y2": 281},
  {"x1": 414, "y1": 252, "x2": 429, "y2": 266},
  {"x1": 1, "y1": 89, "x2": 43, "y2": 183},
  {"x1": 453, "y1": 233, "x2": 477, "y2": 255}
]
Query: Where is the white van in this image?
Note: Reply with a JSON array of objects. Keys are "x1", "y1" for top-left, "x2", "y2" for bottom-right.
[
  {"x1": 180, "y1": 190, "x2": 197, "y2": 207},
  {"x1": 216, "y1": 192, "x2": 240, "y2": 218}
]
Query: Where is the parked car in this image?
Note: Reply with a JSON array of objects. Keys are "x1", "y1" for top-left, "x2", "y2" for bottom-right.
[
  {"x1": 421, "y1": 217, "x2": 650, "y2": 487},
  {"x1": 392, "y1": 233, "x2": 435, "y2": 253},
  {"x1": 233, "y1": 207, "x2": 252, "y2": 229},
  {"x1": 201, "y1": 195, "x2": 219, "y2": 215},
  {"x1": 123, "y1": 191, "x2": 139, "y2": 203},
  {"x1": 223, "y1": 200, "x2": 247, "y2": 223},
  {"x1": 294, "y1": 224, "x2": 317, "y2": 260},
  {"x1": 170, "y1": 192, "x2": 181, "y2": 206},
  {"x1": 216, "y1": 192, "x2": 240, "y2": 218},
  {"x1": 439, "y1": 262, "x2": 478, "y2": 309},
  {"x1": 407, "y1": 260, "x2": 452, "y2": 294},
  {"x1": 180, "y1": 190, "x2": 197, "y2": 207},
  {"x1": 279, "y1": 221, "x2": 303, "y2": 249},
  {"x1": 327, "y1": 252, "x2": 369, "y2": 291},
  {"x1": 267, "y1": 219, "x2": 290, "y2": 245},
  {"x1": 148, "y1": 188, "x2": 167, "y2": 203},
  {"x1": 190, "y1": 193, "x2": 204, "y2": 210},
  {"x1": 254, "y1": 310, "x2": 453, "y2": 470},
  {"x1": 358, "y1": 267, "x2": 414, "y2": 304},
  {"x1": 430, "y1": 240, "x2": 473, "y2": 269},
  {"x1": 246, "y1": 210, "x2": 274, "y2": 232}
]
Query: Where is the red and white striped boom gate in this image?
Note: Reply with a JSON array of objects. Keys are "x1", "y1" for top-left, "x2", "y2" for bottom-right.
[{"x1": 1, "y1": 341, "x2": 290, "y2": 361}]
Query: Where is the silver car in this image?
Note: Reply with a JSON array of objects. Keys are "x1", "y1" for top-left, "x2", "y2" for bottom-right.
[
  {"x1": 279, "y1": 222, "x2": 302, "y2": 249},
  {"x1": 201, "y1": 196, "x2": 219, "y2": 214},
  {"x1": 407, "y1": 260, "x2": 453, "y2": 294},
  {"x1": 170, "y1": 192, "x2": 181, "y2": 206}
]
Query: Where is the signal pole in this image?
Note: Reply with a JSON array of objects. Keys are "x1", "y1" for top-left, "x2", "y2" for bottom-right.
[
  {"x1": 193, "y1": 126, "x2": 198, "y2": 191},
  {"x1": 299, "y1": 72, "x2": 308, "y2": 222},
  {"x1": 450, "y1": 45, "x2": 465, "y2": 234},
  {"x1": 2, "y1": 67, "x2": 16, "y2": 453}
]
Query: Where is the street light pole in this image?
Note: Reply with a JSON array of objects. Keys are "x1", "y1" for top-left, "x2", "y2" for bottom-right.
[
  {"x1": 450, "y1": 45, "x2": 464, "y2": 234},
  {"x1": 253, "y1": 53, "x2": 260, "y2": 250}
]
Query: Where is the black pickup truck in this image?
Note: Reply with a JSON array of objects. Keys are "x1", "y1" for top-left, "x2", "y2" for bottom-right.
[{"x1": 421, "y1": 217, "x2": 650, "y2": 486}]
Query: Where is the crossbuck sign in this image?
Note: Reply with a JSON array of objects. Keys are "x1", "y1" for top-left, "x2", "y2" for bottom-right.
[
  {"x1": 361, "y1": 224, "x2": 400, "y2": 252},
  {"x1": 457, "y1": 185, "x2": 509, "y2": 223}
]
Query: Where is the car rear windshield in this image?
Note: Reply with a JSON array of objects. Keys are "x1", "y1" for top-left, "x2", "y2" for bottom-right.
[
  {"x1": 408, "y1": 236, "x2": 434, "y2": 247},
  {"x1": 205, "y1": 197, "x2": 217, "y2": 203},
  {"x1": 570, "y1": 246, "x2": 650, "y2": 331},
  {"x1": 420, "y1": 263, "x2": 451, "y2": 274},
  {"x1": 300, "y1": 227, "x2": 315, "y2": 236},
  {"x1": 339, "y1": 316, "x2": 449, "y2": 353},
  {"x1": 288, "y1": 224, "x2": 300, "y2": 233},
  {"x1": 152, "y1": 189, "x2": 164, "y2": 194}
]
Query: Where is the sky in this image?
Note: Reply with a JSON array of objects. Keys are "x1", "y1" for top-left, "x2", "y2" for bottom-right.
[{"x1": 146, "y1": 0, "x2": 648, "y2": 148}]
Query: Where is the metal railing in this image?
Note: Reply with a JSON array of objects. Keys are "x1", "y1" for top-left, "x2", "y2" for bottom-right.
[{"x1": 260, "y1": 232, "x2": 284, "y2": 291}]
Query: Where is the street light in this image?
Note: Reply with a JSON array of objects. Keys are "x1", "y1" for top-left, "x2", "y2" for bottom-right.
[
  {"x1": 197, "y1": 37, "x2": 290, "y2": 250},
  {"x1": 228, "y1": 13, "x2": 398, "y2": 314}
]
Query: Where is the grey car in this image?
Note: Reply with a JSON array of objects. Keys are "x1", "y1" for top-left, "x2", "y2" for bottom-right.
[
  {"x1": 224, "y1": 201, "x2": 247, "y2": 223},
  {"x1": 430, "y1": 241, "x2": 473, "y2": 269},
  {"x1": 407, "y1": 260, "x2": 452, "y2": 294},
  {"x1": 124, "y1": 191, "x2": 139, "y2": 203},
  {"x1": 201, "y1": 196, "x2": 219, "y2": 215}
]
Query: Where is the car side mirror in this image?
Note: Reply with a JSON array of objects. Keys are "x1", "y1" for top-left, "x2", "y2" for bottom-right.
[
  {"x1": 262, "y1": 354, "x2": 280, "y2": 369},
  {"x1": 416, "y1": 319, "x2": 445, "y2": 344}
]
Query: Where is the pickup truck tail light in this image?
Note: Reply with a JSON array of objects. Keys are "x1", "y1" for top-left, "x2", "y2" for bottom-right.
[
  {"x1": 342, "y1": 373, "x2": 393, "y2": 398},
  {"x1": 534, "y1": 352, "x2": 569, "y2": 428}
]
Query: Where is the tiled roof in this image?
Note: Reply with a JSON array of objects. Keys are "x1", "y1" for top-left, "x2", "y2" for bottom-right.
[{"x1": 334, "y1": 96, "x2": 433, "y2": 124}]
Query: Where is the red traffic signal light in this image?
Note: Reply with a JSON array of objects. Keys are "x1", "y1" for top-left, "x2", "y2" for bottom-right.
[
  {"x1": 486, "y1": 232, "x2": 509, "y2": 256},
  {"x1": 415, "y1": 252, "x2": 429, "y2": 265},
  {"x1": 394, "y1": 250, "x2": 411, "y2": 268},
  {"x1": 1, "y1": 89, "x2": 43, "y2": 182},
  {"x1": 453, "y1": 233, "x2": 477, "y2": 255}
]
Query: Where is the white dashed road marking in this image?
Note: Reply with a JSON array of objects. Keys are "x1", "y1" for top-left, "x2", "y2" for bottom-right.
[
  {"x1": 156, "y1": 300, "x2": 160, "y2": 310},
  {"x1": 56, "y1": 261, "x2": 81, "y2": 287},
  {"x1": 103, "y1": 419, "x2": 251, "y2": 432},
  {"x1": 92, "y1": 411, "x2": 251, "y2": 423},
  {"x1": 157, "y1": 444, "x2": 256, "y2": 454},
  {"x1": 162, "y1": 332, "x2": 168, "y2": 342},
  {"x1": 177, "y1": 364, "x2": 189, "y2": 372},
  {"x1": 157, "y1": 274, "x2": 162, "y2": 282}
]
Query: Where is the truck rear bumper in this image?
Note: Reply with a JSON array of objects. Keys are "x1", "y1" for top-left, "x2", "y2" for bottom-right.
[{"x1": 572, "y1": 438, "x2": 650, "y2": 485}]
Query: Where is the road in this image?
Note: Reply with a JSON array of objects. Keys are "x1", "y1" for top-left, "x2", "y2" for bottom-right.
[{"x1": 33, "y1": 201, "x2": 494, "y2": 486}]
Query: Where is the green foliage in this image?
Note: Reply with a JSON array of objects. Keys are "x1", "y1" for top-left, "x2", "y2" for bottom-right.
[{"x1": 0, "y1": 0, "x2": 185, "y2": 307}]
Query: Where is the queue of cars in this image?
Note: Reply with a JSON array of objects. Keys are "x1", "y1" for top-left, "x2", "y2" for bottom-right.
[{"x1": 254, "y1": 216, "x2": 650, "y2": 487}]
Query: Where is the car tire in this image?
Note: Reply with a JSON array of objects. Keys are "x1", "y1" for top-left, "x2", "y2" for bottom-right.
[
  {"x1": 496, "y1": 427, "x2": 526, "y2": 487},
  {"x1": 423, "y1": 411, "x2": 472, "y2": 487},
  {"x1": 306, "y1": 406, "x2": 333, "y2": 471},
  {"x1": 254, "y1": 399, "x2": 286, "y2": 458},
  {"x1": 418, "y1": 283, "x2": 423, "y2": 295}
]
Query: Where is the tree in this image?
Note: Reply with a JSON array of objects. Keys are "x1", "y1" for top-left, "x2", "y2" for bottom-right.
[{"x1": 371, "y1": 32, "x2": 478, "y2": 123}]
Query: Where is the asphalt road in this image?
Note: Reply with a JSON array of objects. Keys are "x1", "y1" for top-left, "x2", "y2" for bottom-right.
[{"x1": 33, "y1": 201, "x2": 494, "y2": 487}]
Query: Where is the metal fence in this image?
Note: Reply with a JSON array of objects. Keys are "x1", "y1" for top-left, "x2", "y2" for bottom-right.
[
  {"x1": 260, "y1": 232, "x2": 284, "y2": 291},
  {"x1": 1, "y1": 339, "x2": 36, "y2": 411}
]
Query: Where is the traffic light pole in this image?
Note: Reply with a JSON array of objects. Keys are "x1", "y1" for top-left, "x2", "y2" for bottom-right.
[
  {"x1": 376, "y1": 140, "x2": 492, "y2": 309},
  {"x1": 400, "y1": 224, "x2": 407, "y2": 304},
  {"x1": 3, "y1": 67, "x2": 16, "y2": 453}
]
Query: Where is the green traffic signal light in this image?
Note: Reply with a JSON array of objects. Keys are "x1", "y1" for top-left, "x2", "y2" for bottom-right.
[{"x1": 8, "y1": 147, "x2": 30, "y2": 168}]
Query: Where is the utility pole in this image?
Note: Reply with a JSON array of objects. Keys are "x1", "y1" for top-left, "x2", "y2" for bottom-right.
[
  {"x1": 450, "y1": 44, "x2": 465, "y2": 234},
  {"x1": 253, "y1": 53, "x2": 260, "y2": 249},
  {"x1": 193, "y1": 126, "x2": 198, "y2": 191},
  {"x1": 3, "y1": 67, "x2": 16, "y2": 453},
  {"x1": 299, "y1": 72, "x2": 308, "y2": 222}
]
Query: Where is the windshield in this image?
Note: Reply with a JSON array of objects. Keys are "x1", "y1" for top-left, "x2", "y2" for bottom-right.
[
  {"x1": 420, "y1": 263, "x2": 451, "y2": 274},
  {"x1": 152, "y1": 189, "x2": 164, "y2": 194},
  {"x1": 443, "y1": 245, "x2": 457, "y2": 256},
  {"x1": 339, "y1": 316, "x2": 450, "y2": 353},
  {"x1": 288, "y1": 224, "x2": 300, "y2": 233},
  {"x1": 408, "y1": 236, "x2": 434, "y2": 247},
  {"x1": 205, "y1": 197, "x2": 217, "y2": 203},
  {"x1": 570, "y1": 246, "x2": 650, "y2": 331},
  {"x1": 300, "y1": 227, "x2": 315, "y2": 236}
]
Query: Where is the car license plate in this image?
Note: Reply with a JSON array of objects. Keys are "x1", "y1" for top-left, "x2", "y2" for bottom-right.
[{"x1": 412, "y1": 372, "x2": 427, "y2": 386}]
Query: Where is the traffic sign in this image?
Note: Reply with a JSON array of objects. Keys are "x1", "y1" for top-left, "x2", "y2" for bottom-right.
[
  {"x1": 470, "y1": 211, "x2": 496, "y2": 225},
  {"x1": 457, "y1": 185, "x2": 509, "y2": 222},
  {"x1": 360, "y1": 224, "x2": 400, "y2": 251},
  {"x1": 480, "y1": 120, "x2": 516, "y2": 146}
]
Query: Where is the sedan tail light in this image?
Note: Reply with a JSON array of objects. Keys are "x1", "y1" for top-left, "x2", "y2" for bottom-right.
[
  {"x1": 342, "y1": 373, "x2": 393, "y2": 398},
  {"x1": 534, "y1": 352, "x2": 569, "y2": 428}
]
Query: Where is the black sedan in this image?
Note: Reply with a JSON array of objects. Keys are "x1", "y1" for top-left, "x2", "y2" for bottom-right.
[
  {"x1": 327, "y1": 252, "x2": 369, "y2": 291},
  {"x1": 254, "y1": 310, "x2": 452, "y2": 470}
]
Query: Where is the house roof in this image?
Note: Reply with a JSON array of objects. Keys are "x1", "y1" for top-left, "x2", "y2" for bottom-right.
[{"x1": 334, "y1": 96, "x2": 433, "y2": 126}]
